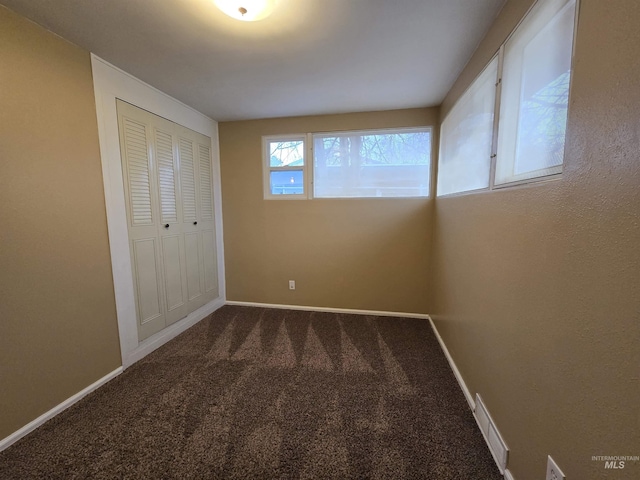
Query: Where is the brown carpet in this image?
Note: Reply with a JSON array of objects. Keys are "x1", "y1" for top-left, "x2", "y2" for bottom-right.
[{"x1": 0, "y1": 306, "x2": 502, "y2": 479}]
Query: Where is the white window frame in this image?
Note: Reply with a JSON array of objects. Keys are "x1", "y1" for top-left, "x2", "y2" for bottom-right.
[
  {"x1": 263, "y1": 127, "x2": 433, "y2": 200},
  {"x1": 493, "y1": 0, "x2": 578, "y2": 188},
  {"x1": 437, "y1": 0, "x2": 580, "y2": 197},
  {"x1": 262, "y1": 134, "x2": 311, "y2": 200}
]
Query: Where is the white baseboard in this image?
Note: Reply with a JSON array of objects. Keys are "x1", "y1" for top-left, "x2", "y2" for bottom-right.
[
  {"x1": 0, "y1": 297, "x2": 225, "y2": 453},
  {"x1": 225, "y1": 300, "x2": 430, "y2": 319},
  {"x1": 427, "y1": 315, "x2": 475, "y2": 410},
  {"x1": 428, "y1": 316, "x2": 512, "y2": 476},
  {"x1": 0, "y1": 367, "x2": 123, "y2": 453},
  {"x1": 124, "y1": 296, "x2": 226, "y2": 368}
]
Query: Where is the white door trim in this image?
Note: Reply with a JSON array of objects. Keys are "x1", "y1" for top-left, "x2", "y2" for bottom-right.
[{"x1": 91, "y1": 55, "x2": 226, "y2": 368}]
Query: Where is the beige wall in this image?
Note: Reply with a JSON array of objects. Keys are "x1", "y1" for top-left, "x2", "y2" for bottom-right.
[
  {"x1": 432, "y1": 0, "x2": 640, "y2": 478},
  {"x1": 0, "y1": 6, "x2": 121, "y2": 439},
  {"x1": 219, "y1": 108, "x2": 437, "y2": 313}
]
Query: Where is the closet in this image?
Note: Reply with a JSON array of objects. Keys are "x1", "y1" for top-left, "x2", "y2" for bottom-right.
[{"x1": 117, "y1": 100, "x2": 219, "y2": 341}]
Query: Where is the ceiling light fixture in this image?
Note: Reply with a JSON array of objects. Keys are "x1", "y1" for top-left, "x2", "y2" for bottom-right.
[{"x1": 214, "y1": 0, "x2": 279, "y2": 22}]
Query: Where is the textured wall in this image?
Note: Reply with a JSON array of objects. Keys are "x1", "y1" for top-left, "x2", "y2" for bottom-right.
[
  {"x1": 432, "y1": 0, "x2": 640, "y2": 478},
  {"x1": 0, "y1": 6, "x2": 121, "y2": 439},
  {"x1": 219, "y1": 108, "x2": 436, "y2": 314}
]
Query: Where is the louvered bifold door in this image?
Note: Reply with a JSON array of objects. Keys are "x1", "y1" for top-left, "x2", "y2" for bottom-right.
[
  {"x1": 197, "y1": 142, "x2": 219, "y2": 300},
  {"x1": 177, "y1": 125, "x2": 218, "y2": 310},
  {"x1": 117, "y1": 100, "x2": 219, "y2": 342},
  {"x1": 154, "y1": 125, "x2": 188, "y2": 325},
  {"x1": 178, "y1": 135, "x2": 206, "y2": 310},
  {"x1": 117, "y1": 101, "x2": 167, "y2": 341}
]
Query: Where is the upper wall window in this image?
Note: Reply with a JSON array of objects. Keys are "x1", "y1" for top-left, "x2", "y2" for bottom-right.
[
  {"x1": 495, "y1": 0, "x2": 576, "y2": 185},
  {"x1": 313, "y1": 128, "x2": 431, "y2": 198},
  {"x1": 262, "y1": 135, "x2": 308, "y2": 199},
  {"x1": 262, "y1": 127, "x2": 432, "y2": 200},
  {"x1": 438, "y1": 57, "x2": 498, "y2": 196},
  {"x1": 437, "y1": 0, "x2": 577, "y2": 196}
]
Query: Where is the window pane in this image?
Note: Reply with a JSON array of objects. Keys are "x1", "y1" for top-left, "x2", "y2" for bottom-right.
[
  {"x1": 495, "y1": 0, "x2": 576, "y2": 185},
  {"x1": 438, "y1": 56, "x2": 498, "y2": 196},
  {"x1": 270, "y1": 170, "x2": 304, "y2": 195},
  {"x1": 313, "y1": 130, "x2": 431, "y2": 198},
  {"x1": 269, "y1": 140, "x2": 304, "y2": 167}
]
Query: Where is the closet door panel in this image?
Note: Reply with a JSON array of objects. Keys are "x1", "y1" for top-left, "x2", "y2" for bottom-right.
[
  {"x1": 184, "y1": 232, "x2": 203, "y2": 301},
  {"x1": 179, "y1": 138, "x2": 197, "y2": 224},
  {"x1": 198, "y1": 144, "x2": 214, "y2": 220},
  {"x1": 155, "y1": 129, "x2": 178, "y2": 224},
  {"x1": 122, "y1": 117, "x2": 154, "y2": 227},
  {"x1": 195, "y1": 141, "x2": 217, "y2": 301},
  {"x1": 132, "y1": 237, "x2": 164, "y2": 339},
  {"x1": 118, "y1": 101, "x2": 166, "y2": 341},
  {"x1": 202, "y1": 229, "x2": 218, "y2": 296},
  {"x1": 161, "y1": 234, "x2": 185, "y2": 312}
]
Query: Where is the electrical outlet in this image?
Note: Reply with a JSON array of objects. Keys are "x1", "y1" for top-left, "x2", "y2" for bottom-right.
[
  {"x1": 546, "y1": 455, "x2": 565, "y2": 480},
  {"x1": 289, "y1": 280, "x2": 295, "y2": 290}
]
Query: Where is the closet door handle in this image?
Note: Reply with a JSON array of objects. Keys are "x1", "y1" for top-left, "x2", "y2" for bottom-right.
[
  {"x1": 193, "y1": 221, "x2": 198, "y2": 225},
  {"x1": 164, "y1": 224, "x2": 170, "y2": 229}
]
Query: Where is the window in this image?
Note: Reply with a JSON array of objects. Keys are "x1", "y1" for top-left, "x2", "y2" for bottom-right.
[
  {"x1": 313, "y1": 128, "x2": 431, "y2": 198},
  {"x1": 438, "y1": 57, "x2": 498, "y2": 196},
  {"x1": 262, "y1": 128, "x2": 432, "y2": 199},
  {"x1": 437, "y1": 0, "x2": 577, "y2": 196},
  {"x1": 495, "y1": 0, "x2": 576, "y2": 185},
  {"x1": 262, "y1": 135, "x2": 308, "y2": 199}
]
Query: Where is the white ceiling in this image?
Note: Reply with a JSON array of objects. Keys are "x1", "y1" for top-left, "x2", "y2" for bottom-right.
[{"x1": 1, "y1": 0, "x2": 505, "y2": 121}]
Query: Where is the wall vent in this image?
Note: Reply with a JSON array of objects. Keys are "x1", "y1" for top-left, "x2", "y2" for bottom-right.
[{"x1": 474, "y1": 394, "x2": 509, "y2": 473}]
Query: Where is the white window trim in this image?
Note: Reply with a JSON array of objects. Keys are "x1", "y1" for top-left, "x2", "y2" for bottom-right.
[
  {"x1": 262, "y1": 133, "x2": 311, "y2": 200},
  {"x1": 263, "y1": 127, "x2": 433, "y2": 200}
]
